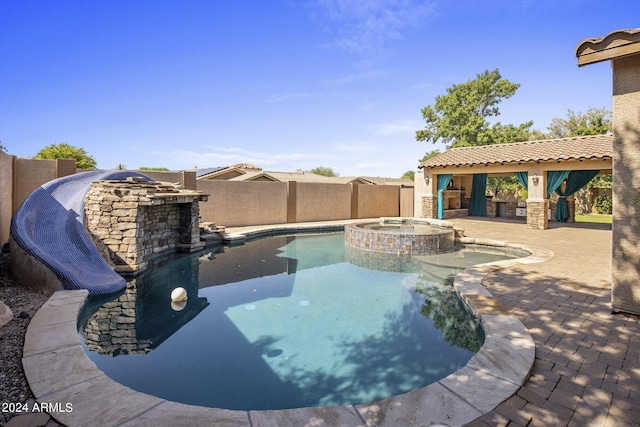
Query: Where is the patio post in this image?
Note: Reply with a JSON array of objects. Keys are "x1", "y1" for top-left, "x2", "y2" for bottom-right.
[
  {"x1": 526, "y1": 167, "x2": 548, "y2": 229},
  {"x1": 419, "y1": 169, "x2": 438, "y2": 219}
]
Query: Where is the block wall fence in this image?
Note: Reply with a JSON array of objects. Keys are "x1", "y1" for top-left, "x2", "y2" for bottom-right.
[{"x1": 0, "y1": 152, "x2": 409, "y2": 244}]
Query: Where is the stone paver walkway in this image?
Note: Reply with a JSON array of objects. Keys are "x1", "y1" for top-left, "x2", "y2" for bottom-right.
[{"x1": 450, "y1": 218, "x2": 640, "y2": 427}]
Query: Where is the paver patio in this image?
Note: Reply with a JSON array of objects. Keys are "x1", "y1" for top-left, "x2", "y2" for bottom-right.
[{"x1": 448, "y1": 217, "x2": 640, "y2": 427}]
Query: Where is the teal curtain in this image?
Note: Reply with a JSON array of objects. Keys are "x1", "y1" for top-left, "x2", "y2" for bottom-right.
[
  {"x1": 555, "y1": 170, "x2": 600, "y2": 222},
  {"x1": 469, "y1": 174, "x2": 487, "y2": 216},
  {"x1": 437, "y1": 174, "x2": 453, "y2": 219},
  {"x1": 515, "y1": 172, "x2": 528, "y2": 190},
  {"x1": 546, "y1": 171, "x2": 569, "y2": 197}
]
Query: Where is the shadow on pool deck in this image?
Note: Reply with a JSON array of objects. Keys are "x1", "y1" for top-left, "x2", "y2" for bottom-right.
[{"x1": 447, "y1": 217, "x2": 640, "y2": 427}]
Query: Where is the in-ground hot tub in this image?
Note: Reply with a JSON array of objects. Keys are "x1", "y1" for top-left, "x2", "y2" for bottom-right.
[{"x1": 345, "y1": 218, "x2": 455, "y2": 255}]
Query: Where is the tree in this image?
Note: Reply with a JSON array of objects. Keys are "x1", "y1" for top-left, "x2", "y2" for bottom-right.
[
  {"x1": 419, "y1": 149, "x2": 441, "y2": 163},
  {"x1": 416, "y1": 69, "x2": 532, "y2": 149},
  {"x1": 401, "y1": 170, "x2": 415, "y2": 180},
  {"x1": 139, "y1": 167, "x2": 170, "y2": 171},
  {"x1": 34, "y1": 143, "x2": 97, "y2": 169},
  {"x1": 309, "y1": 166, "x2": 338, "y2": 177},
  {"x1": 541, "y1": 107, "x2": 611, "y2": 139},
  {"x1": 0, "y1": 140, "x2": 6, "y2": 152}
]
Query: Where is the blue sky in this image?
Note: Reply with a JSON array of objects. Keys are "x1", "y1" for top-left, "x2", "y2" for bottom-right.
[{"x1": 1, "y1": 1, "x2": 637, "y2": 178}]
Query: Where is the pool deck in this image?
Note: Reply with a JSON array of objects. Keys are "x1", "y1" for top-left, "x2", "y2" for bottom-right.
[{"x1": 18, "y1": 217, "x2": 640, "y2": 426}]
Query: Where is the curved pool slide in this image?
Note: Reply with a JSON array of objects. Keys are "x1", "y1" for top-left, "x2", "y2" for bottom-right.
[{"x1": 10, "y1": 170, "x2": 152, "y2": 295}]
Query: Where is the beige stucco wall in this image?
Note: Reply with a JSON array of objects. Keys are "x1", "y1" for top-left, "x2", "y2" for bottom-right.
[
  {"x1": 356, "y1": 184, "x2": 399, "y2": 218},
  {"x1": 611, "y1": 54, "x2": 640, "y2": 314},
  {"x1": 295, "y1": 182, "x2": 351, "y2": 222},
  {"x1": 0, "y1": 151, "x2": 14, "y2": 244},
  {"x1": 197, "y1": 180, "x2": 288, "y2": 226},
  {"x1": 13, "y1": 158, "x2": 57, "y2": 212}
]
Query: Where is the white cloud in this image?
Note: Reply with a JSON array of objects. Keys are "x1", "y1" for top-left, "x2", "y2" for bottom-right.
[
  {"x1": 334, "y1": 141, "x2": 379, "y2": 153},
  {"x1": 152, "y1": 146, "x2": 335, "y2": 170},
  {"x1": 267, "y1": 93, "x2": 315, "y2": 103},
  {"x1": 323, "y1": 70, "x2": 386, "y2": 85},
  {"x1": 313, "y1": 0, "x2": 437, "y2": 56},
  {"x1": 372, "y1": 118, "x2": 423, "y2": 135},
  {"x1": 411, "y1": 82, "x2": 433, "y2": 90}
]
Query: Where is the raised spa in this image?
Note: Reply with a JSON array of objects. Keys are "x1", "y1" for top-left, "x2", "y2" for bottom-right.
[{"x1": 345, "y1": 219, "x2": 455, "y2": 255}]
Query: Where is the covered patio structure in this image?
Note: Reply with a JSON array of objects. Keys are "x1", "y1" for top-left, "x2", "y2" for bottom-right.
[{"x1": 416, "y1": 134, "x2": 613, "y2": 230}]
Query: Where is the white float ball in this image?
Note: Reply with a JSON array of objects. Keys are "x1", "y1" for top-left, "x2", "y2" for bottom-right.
[
  {"x1": 171, "y1": 287, "x2": 187, "y2": 302},
  {"x1": 171, "y1": 300, "x2": 187, "y2": 311}
]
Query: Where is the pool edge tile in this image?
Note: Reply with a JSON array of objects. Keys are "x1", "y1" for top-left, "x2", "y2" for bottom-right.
[
  {"x1": 42, "y1": 374, "x2": 164, "y2": 427},
  {"x1": 250, "y1": 405, "x2": 364, "y2": 427},
  {"x1": 120, "y1": 401, "x2": 251, "y2": 427},
  {"x1": 355, "y1": 382, "x2": 483, "y2": 427}
]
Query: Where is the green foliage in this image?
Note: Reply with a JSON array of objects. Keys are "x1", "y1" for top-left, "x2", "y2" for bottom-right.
[
  {"x1": 529, "y1": 107, "x2": 610, "y2": 142},
  {"x1": 594, "y1": 195, "x2": 613, "y2": 214},
  {"x1": 419, "y1": 149, "x2": 441, "y2": 163},
  {"x1": 139, "y1": 166, "x2": 170, "y2": 171},
  {"x1": 308, "y1": 166, "x2": 338, "y2": 177},
  {"x1": 537, "y1": 107, "x2": 611, "y2": 139},
  {"x1": 587, "y1": 174, "x2": 611, "y2": 189},
  {"x1": 401, "y1": 170, "x2": 415, "y2": 180},
  {"x1": 417, "y1": 283, "x2": 483, "y2": 352},
  {"x1": 34, "y1": 142, "x2": 97, "y2": 169},
  {"x1": 487, "y1": 176, "x2": 520, "y2": 196},
  {"x1": 416, "y1": 69, "x2": 532, "y2": 149}
]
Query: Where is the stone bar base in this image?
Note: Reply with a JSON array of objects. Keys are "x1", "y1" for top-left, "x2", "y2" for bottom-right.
[
  {"x1": 443, "y1": 208, "x2": 469, "y2": 219},
  {"x1": 526, "y1": 200, "x2": 548, "y2": 230},
  {"x1": 84, "y1": 177, "x2": 208, "y2": 275}
]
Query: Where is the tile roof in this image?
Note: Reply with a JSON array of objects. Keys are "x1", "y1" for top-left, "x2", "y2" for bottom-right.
[
  {"x1": 576, "y1": 28, "x2": 640, "y2": 66},
  {"x1": 229, "y1": 170, "x2": 337, "y2": 182},
  {"x1": 419, "y1": 134, "x2": 613, "y2": 169}
]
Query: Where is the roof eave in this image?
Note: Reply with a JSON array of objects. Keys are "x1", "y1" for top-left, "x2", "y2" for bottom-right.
[{"x1": 576, "y1": 28, "x2": 640, "y2": 67}]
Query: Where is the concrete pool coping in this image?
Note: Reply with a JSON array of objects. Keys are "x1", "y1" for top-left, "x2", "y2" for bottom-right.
[{"x1": 22, "y1": 219, "x2": 553, "y2": 427}]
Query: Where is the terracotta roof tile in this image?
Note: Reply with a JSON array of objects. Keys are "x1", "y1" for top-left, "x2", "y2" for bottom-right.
[{"x1": 419, "y1": 134, "x2": 613, "y2": 169}]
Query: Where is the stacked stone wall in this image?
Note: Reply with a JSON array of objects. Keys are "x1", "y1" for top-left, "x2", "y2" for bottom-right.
[
  {"x1": 526, "y1": 200, "x2": 549, "y2": 230},
  {"x1": 82, "y1": 280, "x2": 151, "y2": 355},
  {"x1": 486, "y1": 200, "x2": 496, "y2": 217},
  {"x1": 84, "y1": 178, "x2": 207, "y2": 274},
  {"x1": 421, "y1": 195, "x2": 437, "y2": 219}
]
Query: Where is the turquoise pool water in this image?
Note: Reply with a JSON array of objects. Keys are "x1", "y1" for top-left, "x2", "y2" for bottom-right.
[{"x1": 79, "y1": 232, "x2": 520, "y2": 411}]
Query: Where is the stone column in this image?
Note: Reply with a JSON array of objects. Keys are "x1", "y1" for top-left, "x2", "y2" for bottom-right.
[
  {"x1": 611, "y1": 54, "x2": 640, "y2": 314},
  {"x1": 526, "y1": 168, "x2": 548, "y2": 229},
  {"x1": 418, "y1": 170, "x2": 438, "y2": 219},
  {"x1": 566, "y1": 195, "x2": 576, "y2": 223},
  {"x1": 526, "y1": 200, "x2": 549, "y2": 230},
  {"x1": 421, "y1": 195, "x2": 437, "y2": 219}
]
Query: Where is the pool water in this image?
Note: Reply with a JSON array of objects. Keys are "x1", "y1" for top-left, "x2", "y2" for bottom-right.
[
  {"x1": 361, "y1": 223, "x2": 447, "y2": 234},
  {"x1": 79, "y1": 232, "x2": 520, "y2": 411}
]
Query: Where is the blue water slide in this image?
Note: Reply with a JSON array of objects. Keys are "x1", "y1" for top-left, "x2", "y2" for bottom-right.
[{"x1": 10, "y1": 170, "x2": 152, "y2": 295}]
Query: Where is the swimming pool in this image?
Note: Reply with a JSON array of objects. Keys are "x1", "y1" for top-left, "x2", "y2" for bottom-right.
[{"x1": 79, "y1": 232, "x2": 522, "y2": 411}]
